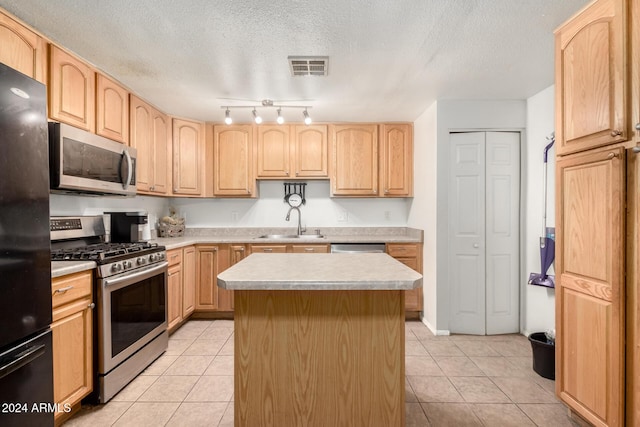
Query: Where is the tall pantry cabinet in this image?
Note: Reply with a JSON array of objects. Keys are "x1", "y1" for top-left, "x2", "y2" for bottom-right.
[{"x1": 554, "y1": 0, "x2": 640, "y2": 426}]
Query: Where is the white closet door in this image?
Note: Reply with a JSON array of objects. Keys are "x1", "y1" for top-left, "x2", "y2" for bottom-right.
[
  {"x1": 485, "y1": 131, "x2": 520, "y2": 335},
  {"x1": 448, "y1": 131, "x2": 520, "y2": 335},
  {"x1": 449, "y1": 132, "x2": 486, "y2": 335}
]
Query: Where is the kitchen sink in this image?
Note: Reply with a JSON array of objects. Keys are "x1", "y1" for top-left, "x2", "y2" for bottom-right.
[{"x1": 256, "y1": 234, "x2": 325, "y2": 239}]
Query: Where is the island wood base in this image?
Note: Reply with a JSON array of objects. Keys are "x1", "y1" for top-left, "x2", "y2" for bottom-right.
[{"x1": 234, "y1": 289, "x2": 406, "y2": 427}]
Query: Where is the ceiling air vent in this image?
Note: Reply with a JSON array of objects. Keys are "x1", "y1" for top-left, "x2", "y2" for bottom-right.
[{"x1": 288, "y1": 56, "x2": 328, "y2": 76}]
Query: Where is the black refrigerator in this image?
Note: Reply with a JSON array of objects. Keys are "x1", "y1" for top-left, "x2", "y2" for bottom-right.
[{"x1": 0, "y1": 62, "x2": 54, "y2": 427}]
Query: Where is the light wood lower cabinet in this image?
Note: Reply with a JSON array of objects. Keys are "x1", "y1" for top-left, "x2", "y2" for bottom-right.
[
  {"x1": 167, "y1": 246, "x2": 197, "y2": 331},
  {"x1": 196, "y1": 245, "x2": 222, "y2": 311},
  {"x1": 386, "y1": 243, "x2": 423, "y2": 313},
  {"x1": 51, "y1": 271, "x2": 93, "y2": 424},
  {"x1": 249, "y1": 243, "x2": 330, "y2": 254}
]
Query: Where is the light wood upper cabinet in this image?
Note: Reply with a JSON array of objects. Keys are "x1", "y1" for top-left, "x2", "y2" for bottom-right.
[
  {"x1": 213, "y1": 124, "x2": 256, "y2": 197},
  {"x1": 555, "y1": 146, "x2": 626, "y2": 427},
  {"x1": 257, "y1": 125, "x2": 291, "y2": 178},
  {"x1": 294, "y1": 125, "x2": 328, "y2": 178},
  {"x1": 130, "y1": 95, "x2": 171, "y2": 195},
  {"x1": 96, "y1": 73, "x2": 129, "y2": 144},
  {"x1": 173, "y1": 118, "x2": 205, "y2": 196},
  {"x1": 380, "y1": 124, "x2": 413, "y2": 197},
  {"x1": 555, "y1": 0, "x2": 628, "y2": 155},
  {"x1": 0, "y1": 11, "x2": 46, "y2": 83},
  {"x1": 331, "y1": 124, "x2": 378, "y2": 196},
  {"x1": 49, "y1": 45, "x2": 95, "y2": 132}
]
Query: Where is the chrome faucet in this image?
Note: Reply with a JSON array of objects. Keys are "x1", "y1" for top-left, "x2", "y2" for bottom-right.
[{"x1": 285, "y1": 206, "x2": 305, "y2": 235}]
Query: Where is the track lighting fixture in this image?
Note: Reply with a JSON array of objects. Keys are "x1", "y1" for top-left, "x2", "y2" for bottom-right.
[
  {"x1": 252, "y1": 109, "x2": 263, "y2": 124},
  {"x1": 221, "y1": 100, "x2": 312, "y2": 125}
]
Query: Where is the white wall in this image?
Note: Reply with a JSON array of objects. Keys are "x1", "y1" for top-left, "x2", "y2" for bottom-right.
[
  {"x1": 171, "y1": 181, "x2": 410, "y2": 228},
  {"x1": 408, "y1": 101, "x2": 438, "y2": 331},
  {"x1": 50, "y1": 193, "x2": 170, "y2": 229},
  {"x1": 50, "y1": 181, "x2": 411, "y2": 230},
  {"x1": 523, "y1": 85, "x2": 556, "y2": 335}
]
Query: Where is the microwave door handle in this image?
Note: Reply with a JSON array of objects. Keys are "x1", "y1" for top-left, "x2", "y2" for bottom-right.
[{"x1": 121, "y1": 149, "x2": 133, "y2": 190}]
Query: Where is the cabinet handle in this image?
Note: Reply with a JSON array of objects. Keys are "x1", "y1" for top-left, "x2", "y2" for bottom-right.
[
  {"x1": 304, "y1": 248, "x2": 314, "y2": 252},
  {"x1": 263, "y1": 248, "x2": 273, "y2": 252},
  {"x1": 632, "y1": 146, "x2": 640, "y2": 154},
  {"x1": 607, "y1": 152, "x2": 619, "y2": 160},
  {"x1": 54, "y1": 286, "x2": 74, "y2": 294},
  {"x1": 239, "y1": 247, "x2": 245, "y2": 251},
  {"x1": 635, "y1": 123, "x2": 640, "y2": 131},
  {"x1": 88, "y1": 303, "x2": 95, "y2": 309},
  {"x1": 295, "y1": 171, "x2": 299, "y2": 176},
  {"x1": 610, "y1": 130, "x2": 622, "y2": 137}
]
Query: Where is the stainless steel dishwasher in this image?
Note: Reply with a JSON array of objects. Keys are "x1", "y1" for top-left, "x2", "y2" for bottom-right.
[{"x1": 330, "y1": 243, "x2": 386, "y2": 253}]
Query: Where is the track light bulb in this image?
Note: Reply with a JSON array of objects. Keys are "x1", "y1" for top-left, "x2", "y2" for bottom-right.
[
  {"x1": 252, "y1": 109, "x2": 262, "y2": 124},
  {"x1": 224, "y1": 109, "x2": 233, "y2": 125},
  {"x1": 303, "y1": 109, "x2": 312, "y2": 125},
  {"x1": 276, "y1": 109, "x2": 284, "y2": 125}
]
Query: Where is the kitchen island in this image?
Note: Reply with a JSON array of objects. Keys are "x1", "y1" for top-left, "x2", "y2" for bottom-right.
[{"x1": 217, "y1": 253, "x2": 422, "y2": 427}]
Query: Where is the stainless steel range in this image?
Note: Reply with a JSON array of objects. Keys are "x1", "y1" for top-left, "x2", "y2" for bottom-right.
[{"x1": 51, "y1": 216, "x2": 168, "y2": 403}]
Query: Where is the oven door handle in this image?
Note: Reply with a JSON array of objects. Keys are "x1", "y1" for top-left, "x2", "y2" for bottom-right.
[{"x1": 102, "y1": 261, "x2": 168, "y2": 290}]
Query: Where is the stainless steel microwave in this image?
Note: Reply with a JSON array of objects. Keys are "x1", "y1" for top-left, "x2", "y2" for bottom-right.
[{"x1": 49, "y1": 122, "x2": 137, "y2": 196}]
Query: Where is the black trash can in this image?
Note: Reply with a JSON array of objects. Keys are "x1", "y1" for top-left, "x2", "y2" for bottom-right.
[{"x1": 528, "y1": 332, "x2": 555, "y2": 380}]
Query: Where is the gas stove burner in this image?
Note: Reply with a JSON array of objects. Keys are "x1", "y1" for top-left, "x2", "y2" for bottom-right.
[{"x1": 51, "y1": 242, "x2": 163, "y2": 263}]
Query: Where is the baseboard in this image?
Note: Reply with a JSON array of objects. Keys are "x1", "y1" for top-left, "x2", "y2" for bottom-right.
[{"x1": 419, "y1": 316, "x2": 450, "y2": 336}]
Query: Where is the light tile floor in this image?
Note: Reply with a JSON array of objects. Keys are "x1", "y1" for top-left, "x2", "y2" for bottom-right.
[{"x1": 65, "y1": 320, "x2": 579, "y2": 427}]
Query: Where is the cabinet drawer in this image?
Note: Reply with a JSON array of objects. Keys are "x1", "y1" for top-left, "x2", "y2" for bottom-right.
[
  {"x1": 395, "y1": 257, "x2": 418, "y2": 271},
  {"x1": 291, "y1": 245, "x2": 330, "y2": 253},
  {"x1": 167, "y1": 249, "x2": 183, "y2": 266},
  {"x1": 387, "y1": 244, "x2": 418, "y2": 258},
  {"x1": 52, "y1": 271, "x2": 92, "y2": 309},
  {"x1": 250, "y1": 245, "x2": 287, "y2": 253}
]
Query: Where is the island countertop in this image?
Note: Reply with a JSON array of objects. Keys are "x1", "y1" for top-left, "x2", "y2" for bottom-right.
[{"x1": 217, "y1": 253, "x2": 423, "y2": 290}]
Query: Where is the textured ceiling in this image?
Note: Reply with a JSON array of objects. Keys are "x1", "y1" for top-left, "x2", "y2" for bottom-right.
[{"x1": 0, "y1": 0, "x2": 589, "y2": 123}]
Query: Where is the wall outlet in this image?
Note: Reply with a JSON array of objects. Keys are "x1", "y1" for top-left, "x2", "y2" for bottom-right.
[
  {"x1": 231, "y1": 211, "x2": 239, "y2": 222},
  {"x1": 337, "y1": 210, "x2": 348, "y2": 222}
]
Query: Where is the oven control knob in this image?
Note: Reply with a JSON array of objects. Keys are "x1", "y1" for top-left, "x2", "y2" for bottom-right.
[
  {"x1": 111, "y1": 263, "x2": 123, "y2": 273},
  {"x1": 124, "y1": 260, "x2": 132, "y2": 269},
  {"x1": 137, "y1": 257, "x2": 145, "y2": 266},
  {"x1": 150, "y1": 253, "x2": 157, "y2": 262}
]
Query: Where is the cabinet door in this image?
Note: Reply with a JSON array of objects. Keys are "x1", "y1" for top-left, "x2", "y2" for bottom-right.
[
  {"x1": 294, "y1": 125, "x2": 328, "y2": 178},
  {"x1": 182, "y1": 246, "x2": 196, "y2": 317},
  {"x1": 49, "y1": 45, "x2": 95, "y2": 132},
  {"x1": 167, "y1": 264, "x2": 183, "y2": 331},
  {"x1": 387, "y1": 243, "x2": 423, "y2": 312},
  {"x1": 129, "y1": 95, "x2": 153, "y2": 193},
  {"x1": 257, "y1": 125, "x2": 291, "y2": 178},
  {"x1": 331, "y1": 124, "x2": 378, "y2": 196},
  {"x1": 0, "y1": 11, "x2": 46, "y2": 83},
  {"x1": 628, "y1": 147, "x2": 640, "y2": 426},
  {"x1": 556, "y1": 147, "x2": 625, "y2": 427},
  {"x1": 380, "y1": 124, "x2": 413, "y2": 197},
  {"x1": 555, "y1": 0, "x2": 628, "y2": 155},
  {"x1": 632, "y1": 0, "x2": 640, "y2": 147},
  {"x1": 96, "y1": 73, "x2": 129, "y2": 144},
  {"x1": 52, "y1": 297, "x2": 92, "y2": 421},
  {"x1": 196, "y1": 245, "x2": 220, "y2": 310},
  {"x1": 151, "y1": 108, "x2": 171, "y2": 194},
  {"x1": 173, "y1": 118, "x2": 204, "y2": 195},
  {"x1": 214, "y1": 125, "x2": 255, "y2": 196}
]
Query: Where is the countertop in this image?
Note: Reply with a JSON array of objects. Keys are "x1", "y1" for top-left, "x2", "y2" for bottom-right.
[
  {"x1": 51, "y1": 226, "x2": 423, "y2": 277},
  {"x1": 217, "y1": 253, "x2": 423, "y2": 290}
]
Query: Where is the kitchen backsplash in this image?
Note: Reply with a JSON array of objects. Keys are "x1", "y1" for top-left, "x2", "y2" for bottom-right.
[{"x1": 50, "y1": 181, "x2": 412, "y2": 229}]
